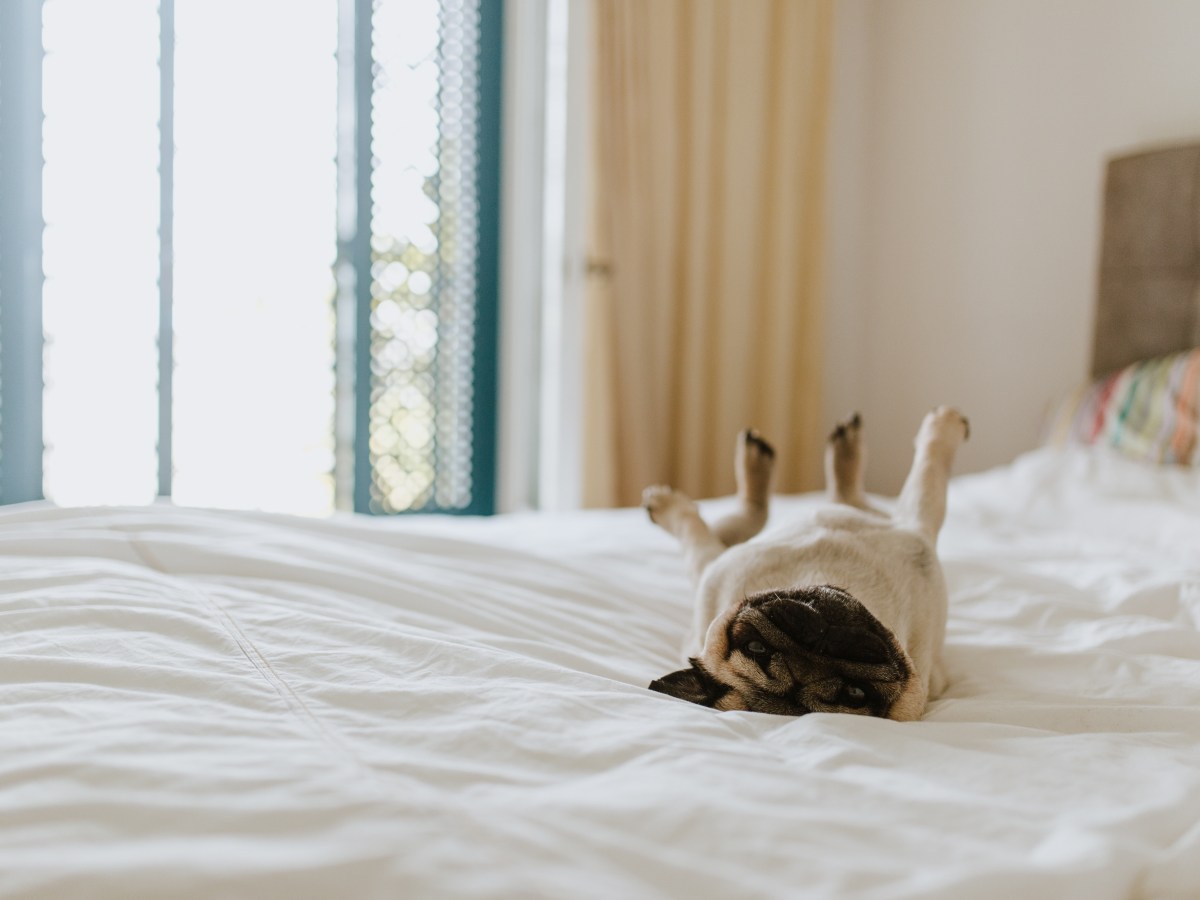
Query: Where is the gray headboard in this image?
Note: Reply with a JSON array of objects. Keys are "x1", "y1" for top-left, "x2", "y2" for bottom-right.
[{"x1": 1091, "y1": 142, "x2": 1200, "y2": 378}]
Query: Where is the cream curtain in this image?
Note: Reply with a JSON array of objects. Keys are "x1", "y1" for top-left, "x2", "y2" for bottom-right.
[{"x1": 584, "y1": 0, "x2": 833, "y2": 507}]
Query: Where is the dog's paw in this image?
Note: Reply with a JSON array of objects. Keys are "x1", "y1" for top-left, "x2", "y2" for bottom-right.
[
  {"x1": 642, "y1": 485, "x2": 698, "y2": 533},
  {"x1": 827, "y1": 412, "x2": 864, "y2": 459},
  {"x1": 919, "y1": 406, "x2": 970, "y2": 451},
  {"x1": 735, "y1": 429, "x2": 775, "y2": 503},
  {"x1": 739, "y1": 428, "x2": 775, "y2": 462},
  {"x1": 828, "y1": 411, "x2": 862, "y2": 441}
]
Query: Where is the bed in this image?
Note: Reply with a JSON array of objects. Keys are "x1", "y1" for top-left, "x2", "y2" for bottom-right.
[{"x1": 2, "y1": 145, "x2": 1199, "y2": 899}]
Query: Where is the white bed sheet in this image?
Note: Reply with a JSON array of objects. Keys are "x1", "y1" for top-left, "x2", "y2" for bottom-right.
[{"x1": 1, "y1": 447, "x2": 1199, "y2": 899}]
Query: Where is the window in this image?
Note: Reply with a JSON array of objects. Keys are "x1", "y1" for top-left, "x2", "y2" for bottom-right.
[{"x1": 0, "y1": 0, "x2": 502, "y2": 515}]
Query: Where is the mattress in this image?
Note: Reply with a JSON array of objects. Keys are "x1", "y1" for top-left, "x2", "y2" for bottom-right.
[{"x1": 1, "y1": 446, "x2": 1199, "y2": 899}]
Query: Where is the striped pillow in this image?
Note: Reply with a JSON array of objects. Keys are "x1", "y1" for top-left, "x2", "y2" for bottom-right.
[{"x1": 1047, "y1": 347, "x2": 1200, "y2": 465}]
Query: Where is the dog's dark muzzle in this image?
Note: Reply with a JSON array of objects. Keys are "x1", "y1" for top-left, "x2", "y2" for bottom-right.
[{"x1": 748, "y1": 587, "x2": 895, "y2": 666}]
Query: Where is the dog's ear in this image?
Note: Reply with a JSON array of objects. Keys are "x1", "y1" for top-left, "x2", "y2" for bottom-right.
[{"x1": 648, "y1": 658, "x2": 730, "y2": 707}]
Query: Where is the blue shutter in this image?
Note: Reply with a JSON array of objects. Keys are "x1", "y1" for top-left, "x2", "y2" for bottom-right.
[
  {"x1": 0, "y1": 0, "x2": 45, "y2": 504},
  {"x1": 353, "y1": 0, "x2": 503, "y2": 515}
]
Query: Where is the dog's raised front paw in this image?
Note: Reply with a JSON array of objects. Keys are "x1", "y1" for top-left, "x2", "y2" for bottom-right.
[{"x1": 919, "y1": 406, "x2": 970, "y2": 450}]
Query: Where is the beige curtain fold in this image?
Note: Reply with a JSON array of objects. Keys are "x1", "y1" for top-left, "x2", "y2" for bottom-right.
[{"x1": 584, "y1": 0, "x2": 833, "y2": 507}]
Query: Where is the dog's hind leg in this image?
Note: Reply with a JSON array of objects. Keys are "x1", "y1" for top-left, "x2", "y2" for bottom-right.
[
  {"x1": 643, "y1": 486, "x2": 726, "y2": 588},
  {"x1": 825, "y1": 413, "x2": 880, "y2": 512},
  {"x1": 895, "y1": 406, "x2": 969, "y2": 542},
  {"x1": 711, "y1": 429, "x2": 775, "y2": 547}
]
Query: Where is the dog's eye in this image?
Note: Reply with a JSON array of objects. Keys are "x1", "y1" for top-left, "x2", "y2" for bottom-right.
[
  {"x1": 840, "y1": 684, "x2": 868, "y2": 707},
  {"x1": 745, "y1": 641, "x2": 768, "y2": 655}
]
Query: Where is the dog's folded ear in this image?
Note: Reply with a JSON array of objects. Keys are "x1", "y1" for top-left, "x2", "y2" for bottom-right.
[{"x1": 648, "y1": 658, "x2": 730, "y2": 707}]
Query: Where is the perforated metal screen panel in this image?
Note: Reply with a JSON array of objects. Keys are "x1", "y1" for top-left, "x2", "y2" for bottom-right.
[{"x1": 364, "y1": 0, "x2": 499, "y2": 515}]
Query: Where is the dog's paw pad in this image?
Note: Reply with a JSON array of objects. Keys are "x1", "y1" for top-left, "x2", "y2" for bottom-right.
[
  {"x1": 740, "y1": 428, "x2": 776, "y2": 460},
  {"x1": 643, "y1": 485, "x2": 695, "y2": 528},
  {"x1": 642, "y1": 485, "x2": 700, "y2": 534},
  {"x1": 828, "y1": 412, "x2": 862, "y2": 441},
  {"x1": 827, "y1": 412, "x2": 864, "y2": 457},
  {"x1": 921, "y1": 406, "x2": 970, "y2": 448},
  {"x1": 735, "y1": 430, "x2": 775, "y2": 503}
]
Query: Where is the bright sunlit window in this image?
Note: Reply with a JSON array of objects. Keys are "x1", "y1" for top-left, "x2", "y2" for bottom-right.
[
  {"x1": 41, "y1": 0, "x2": 161, "y2": 507},
  {"x1": 6, "y1": 0, "x2": 501, "y2": 516},
  {"x1": 42, "y1": 1, "x2": 335, "y2": 515},
  {"x1": 172, "y1": 0, "x2": 337, "y2": 515}
]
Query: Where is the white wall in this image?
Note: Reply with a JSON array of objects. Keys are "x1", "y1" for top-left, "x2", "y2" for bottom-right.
[{"x1": 828, "y1": 0, "x2": 1200, "y2": 492}]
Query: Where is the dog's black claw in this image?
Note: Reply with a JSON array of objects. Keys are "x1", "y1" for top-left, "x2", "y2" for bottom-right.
[
  {"x1": 829, "y1": 413, "x2": 861, "y2": 443},
  {"x1": 961, "y1": 416, "x2": 971, "y2": 441},
  {"x1": 744, "y1": 429, "x2": 775, "y2": 458}
]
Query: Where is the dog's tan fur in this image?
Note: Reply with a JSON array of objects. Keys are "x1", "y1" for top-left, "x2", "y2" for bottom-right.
[{"x1": 645, "y1": 408, "x2": 968, "y2": 721}]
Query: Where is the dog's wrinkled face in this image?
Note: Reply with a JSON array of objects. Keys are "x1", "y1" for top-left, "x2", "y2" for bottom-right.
[{"x1": 649, "y1": 586, "x2": 923, "y2": 721}]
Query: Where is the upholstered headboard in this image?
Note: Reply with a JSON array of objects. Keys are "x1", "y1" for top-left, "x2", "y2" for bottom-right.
[{"x1": 1091, "y1": 143, "x2": 1200, "y2": 378}]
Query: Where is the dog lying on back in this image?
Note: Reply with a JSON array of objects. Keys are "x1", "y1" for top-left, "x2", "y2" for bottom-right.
[{"x1": 644, "y1": 408, "x2": 969, "y2": 721}]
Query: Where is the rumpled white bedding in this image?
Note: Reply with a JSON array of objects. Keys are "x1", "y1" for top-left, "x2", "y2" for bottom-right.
[{"x1": 1, "y1": 446, "x2": 1199, "y2": 899}]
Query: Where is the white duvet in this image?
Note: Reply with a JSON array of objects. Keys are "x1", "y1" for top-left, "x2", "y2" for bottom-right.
[{"x1": 2, "y1": 447, "x2": 1199, "y2": 899}]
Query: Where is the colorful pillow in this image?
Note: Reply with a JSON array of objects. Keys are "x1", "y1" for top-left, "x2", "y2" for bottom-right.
[{"x1": 1046, "y1": 347, "x2": 1200, "y2": 465}]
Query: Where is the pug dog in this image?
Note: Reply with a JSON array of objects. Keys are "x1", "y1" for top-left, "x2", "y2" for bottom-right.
[{"x1": 644, "y1": 407, "x2": 969, "y2": 721}]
